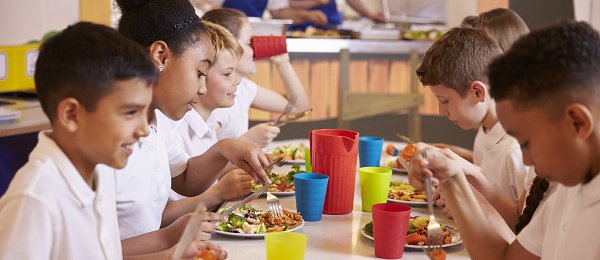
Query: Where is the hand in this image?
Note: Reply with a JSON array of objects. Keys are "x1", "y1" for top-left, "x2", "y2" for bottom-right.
[
  {"x1": 166, "y1": 212, "x2": 227, "y2": 243},
  {"x1": 433, "y1": 187, "x2": 453, "y2": 219},
  {"x1": 216, "y1": 138, "x2": 272, "y2": 185},
  {"x1": 368, "y1": 11, "x2": 386, "y2": 23},
  {"x1": 305, "y1": 10, "x2": 328, "y2": 25},
  {"x1": 270, "y1": 53, "x2": 290, "y2": 66},
  {"x1": 241, "y1": 123, "x2": 281, "y2": 148},
  {"x1": 408, "y1": 145, "x2": 463, "y2": 191},
  {"x1": 214, "y1": 169, "x2": 253, "y2": 200},
  {"x1": 171, "y1": 240, "x2": 228, "y2": 260}
]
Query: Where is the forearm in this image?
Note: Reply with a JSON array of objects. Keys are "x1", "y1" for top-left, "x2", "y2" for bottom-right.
[
  {"x1": 171, "y1": 144, "x2": 229, "y2": 196},
  {"x1": 345, "y1": 0, "x2": 374, "y2": 18},
  {"x1": 290, "y1": 0, "x2": 322, "y2": 9},
  {"x1": 271, "y1": 8, "x2": 311, "y2": 24},
  {"x1": 442, "y1": 173, "x2": 509, "y2": 260},
  {"x1": 465, "y1": 171, "x2": 520, "y2": 230},
  {"x1": 275, "y1": 62, "x2": 310, "y2": 112},
  {"x1": 161, "y1": 189, "x2": 225, "y2": 227},
  {"x1": 122, "y1": 229, "x2": 173, "y2": 256}
]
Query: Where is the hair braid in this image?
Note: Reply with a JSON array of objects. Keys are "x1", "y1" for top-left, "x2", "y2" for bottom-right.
[{"x1": 515, "y1": 176, "x2": 550, "y2": 233}]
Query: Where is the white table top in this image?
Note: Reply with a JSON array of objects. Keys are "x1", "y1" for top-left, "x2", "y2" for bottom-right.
[{"x1": 212, "y1": 140, "x2": 471, "y2": 259}]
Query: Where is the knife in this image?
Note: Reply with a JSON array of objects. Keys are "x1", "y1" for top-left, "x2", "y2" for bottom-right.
[
  {"x1": 172, "y1": 203, "x2": 208, "y2": 260},
  {"x1": 274, "y1": 108, "x2": 313, "y2": 127},
  {"x1": 220, "y1": 183, "x2": 269, "y2": 217}
]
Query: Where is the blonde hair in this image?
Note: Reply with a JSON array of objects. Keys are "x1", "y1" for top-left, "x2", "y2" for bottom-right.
[
  {"x1": 462, "y1": 8, "x2": 529, "y2": 52},
  {"x1": 201, "y1": 20, "x2": 244, "y2": 61}
]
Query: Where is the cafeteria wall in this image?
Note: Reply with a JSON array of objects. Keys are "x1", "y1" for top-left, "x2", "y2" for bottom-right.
[{"x1": 0, "y1": 0, "x2": 79, "y2": 46}]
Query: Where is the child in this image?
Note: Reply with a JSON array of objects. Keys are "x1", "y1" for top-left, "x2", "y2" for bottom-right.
[
  {"x1": 113, "y1": 0, "x2": 271, "y2": 242},
  {"x1": 410, "y1": 20, "x2": 600, "y2": 259},
  {"x1": 0, "y1": 22, "x2": 224, "y2": 260},
  {"x1": 202, "y1": 8, "x2": 311, "y2": 148},
  {"x1": 416, "y1": 26, "x2": 528, "y2": 208}
]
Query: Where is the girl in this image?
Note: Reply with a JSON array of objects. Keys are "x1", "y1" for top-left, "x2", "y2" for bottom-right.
[{"x1": 202, "y1": 8, "x2": 311, "y2": 148}]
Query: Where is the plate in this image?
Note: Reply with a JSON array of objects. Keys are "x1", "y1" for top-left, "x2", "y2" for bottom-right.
[
  {"x1": 387, "y1": 198, "x2": 427, "y2": 207},
  {"x1": 214, "y1": 219, "x2": 304, "y2": 239},
  {"x1": 380, "y1": 157, "x2": 407, "y2": 173},
  {"x1": 284, "y1": 159, "x2": 305, "y2": 165},
  {"x1": 360, "y1": 222, "x2": 463, "y2": 248},
  {"x1": 269, "y1": 191, "x2": 295, "y2": 196},
  {"x1": 0, "y1": 108, "x2": 21, "y2": 121}
]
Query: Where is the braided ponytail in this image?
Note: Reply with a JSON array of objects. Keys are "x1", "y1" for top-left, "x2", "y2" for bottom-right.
[{"x1": 515, "y1": 176, "x2": 549, "y2": 233}]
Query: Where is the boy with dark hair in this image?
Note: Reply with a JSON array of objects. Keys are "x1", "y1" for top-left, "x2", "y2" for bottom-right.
[
  {"x1": 416, "y1": 27, "x2": 529, "y2": 217},
  {"x1": 0, "y1": 22, "x2": 224, "y2": 260},
  {"x1": 410, "y1": 20, "x2": 600, "y2": 259}
]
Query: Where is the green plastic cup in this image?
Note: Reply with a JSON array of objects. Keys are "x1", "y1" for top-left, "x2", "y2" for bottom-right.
[
  {"x1": 359, "y1": 167, "x2": 392, "y2": 212},
  {"x1": 265, "y1": 232, "x2": 308, "y2": 260},
  {"x1": 304, "y1": 148, "x2": 312, "y2": 172}
]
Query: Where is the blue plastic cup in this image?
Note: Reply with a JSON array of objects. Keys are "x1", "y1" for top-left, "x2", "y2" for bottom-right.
[
  {"x1": 294, "y1": 173, "x2": 329, "y2": 221},
  {"x1": 359, "y1": 136, "x2": 384, "y2": 167}
]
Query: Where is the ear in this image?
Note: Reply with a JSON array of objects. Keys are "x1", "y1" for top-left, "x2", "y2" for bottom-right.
[
  {"x1": 565, "y1": 103, "x2": 595, "y2": 138},
  {"x1": 148, "y1": 41, "x2": 170, "y2": 70},
  {"x1": 55, "y1": 98, "x2": 82, "y2": 133},
  {"x1": 469, "y1": 81, "x2": 488, "y2": 102}
]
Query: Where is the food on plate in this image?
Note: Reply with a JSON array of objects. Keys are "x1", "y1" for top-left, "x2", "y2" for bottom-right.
[
  {"x1": 363, "y1": 216, "x2": 455, "y2": 246},
  {"x1": 217, "y1": 205, "x2": 303, "y2": 234},
  {"x1": 401, "y1": 29, "x2": 443, "y2": 41},
  {"x1": 252, "y1": 163, "x2": 304, "y2": 192},
  {"x1": 269, "y1": 143, "x2": 308, "y2": 161},
  {"x1": 289, "y1": 26, "x2": 342, "y2": 38},
  {"x1": 385, "y1": 144, "x2": 399, "y2": 156},
  {"x1": 195, "y1": 250, "x2": 216, "y2": 260},
  {"x1": 429, "y1": 248, "x2": 447, "y2": 260},
  {"x1": 388, "y1": 181, "x2": 427, "y2": 202},
  {"x1": 384, "y1": 143, "x2": 416, "y2": 170}
]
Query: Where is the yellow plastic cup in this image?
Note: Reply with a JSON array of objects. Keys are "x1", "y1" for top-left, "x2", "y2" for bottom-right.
[
  {"x1": 265, "y1": 232, "x2": 308, "y2": 260},
  {"x1": 359, "y1": 167, "x2": 392, "y2": 212}
]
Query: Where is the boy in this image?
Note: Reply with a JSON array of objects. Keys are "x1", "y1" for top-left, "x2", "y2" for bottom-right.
[
  {"x1": 0, "y1": 22, "x2": 224, "y2": 260},
  {"x1": 415, "y1": 27, "x2": 528, "y2": 219},
  {"x1": 410, "y1": 21, "x2": 600, "y2": 259}
]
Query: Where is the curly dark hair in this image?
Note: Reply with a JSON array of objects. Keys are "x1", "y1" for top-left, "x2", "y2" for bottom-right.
[
  {"x1": 515, "y1": 176, "x2": 550, "y2": 233},
  {"x1": 488, "y1": 21, "x2": 600, "y2": 110}
]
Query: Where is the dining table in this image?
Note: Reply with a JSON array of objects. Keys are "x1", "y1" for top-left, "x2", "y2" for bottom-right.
[{"x1": 211, "y1": 139, "x2": 471, "y2": 259}]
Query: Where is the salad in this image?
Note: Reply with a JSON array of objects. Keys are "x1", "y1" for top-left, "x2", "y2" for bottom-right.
[
  {"x1": 269, "y1": 143, "x2": 308, "y2": 161},
  {"x1": 363, "y1": 216, "x2": 455, "y2": 246},
  {"x1": 252, "y1": 163, "x2": 304, "y2": 192},
  {"x1": 217, "y1": 205, "x2": 303, "y2": 234}
]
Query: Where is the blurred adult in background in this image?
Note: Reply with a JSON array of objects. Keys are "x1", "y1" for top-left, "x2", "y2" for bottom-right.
[
  {"x1": 289, "y1": 0, "x2": 384, "y2": 30},
  {"x1": 197, "y1": 0, "x2": 329, "y2": 26}
]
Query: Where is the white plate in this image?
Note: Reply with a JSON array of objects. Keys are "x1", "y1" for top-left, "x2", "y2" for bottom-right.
[
  {"x1": 284, "y1": 159, "x2": 305, "y2": 165},
  {"x1": 387, "y1": 198, "x2": 427, "y2": 207},
  {"x1": 269, "y1": 191, "x2": 295, "y2": 196},
  {"x1": 214, "y1": 219, "x2": 304, "y2": 238},
  {"x1": 360, "y1": 222, "x2": 463, "y2": 248},
  {"x1": 0, "y1": 109, "x2": 21, "y2": 121},
  {"x1": 380, "y1": 157, "x2": 407, "y2": 174}
]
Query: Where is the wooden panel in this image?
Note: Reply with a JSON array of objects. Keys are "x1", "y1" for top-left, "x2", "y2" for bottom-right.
[
  {"x1": 389, "y1": 61, "x2": 410, "y2": 94},
  {"x1": 329, "y1": 60, "x2": 339, "y2": 118},
  {"x1": 79, "y1": 0, "x2": 111, "y2": 26},
  {"x1": 368, "y1": 60, "x2": 390, "y2": 93},
  {"x1": 478, "y1": 0, "x2": 509, "y2": 13},
  {"x1": 349, "y1": 60, "x2": 368, "y2": 93},
  {"x1": 309, "y1": 60, "x2": 330, "y2": 120},
  {"x1": 248, "y1": 60, "x2": 272, "y2": 121}
]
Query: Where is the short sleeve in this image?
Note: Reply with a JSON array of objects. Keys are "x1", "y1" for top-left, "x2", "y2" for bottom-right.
[
  {"x1": 506, "y1": 146, "x2": 529, "y2": 202},
  {"x1": 266, "y1": 0, "x2": 289, "y2": 10},
  {"x1": 156, "y1": 110, "x2": 190, "y2": 177},
  {"x1": 0, "y1": 196, "x2": 54, "y2": 259}
]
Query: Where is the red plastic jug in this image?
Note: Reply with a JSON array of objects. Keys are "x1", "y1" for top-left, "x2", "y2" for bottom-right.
[{"x1": 310, "y1": 129, "x2": 359, "y2": 214}]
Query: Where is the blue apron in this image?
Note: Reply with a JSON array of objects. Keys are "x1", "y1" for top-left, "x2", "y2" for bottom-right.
[
  {"x1": 289, "y1": 0, "x2": 342, "y2": 31},
  {"x1": 223, "y1": 0, "x2": 269, "y2": 17}
]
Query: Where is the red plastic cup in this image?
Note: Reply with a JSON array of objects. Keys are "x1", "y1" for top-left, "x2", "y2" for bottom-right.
[
  {"x1": 372, "y1": 203, "x2": 412, "y2": 259},
  {"x1": 251, "y1": 35, "x2": 287, "y2": 60},
  {"x1": 309, "y1": 129, "x2": 359, "y2": 215}
]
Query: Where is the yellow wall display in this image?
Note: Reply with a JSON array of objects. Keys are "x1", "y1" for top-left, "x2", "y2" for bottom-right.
[{"x1": 0, "y1": 44, "x2": 40, "y2": 92}]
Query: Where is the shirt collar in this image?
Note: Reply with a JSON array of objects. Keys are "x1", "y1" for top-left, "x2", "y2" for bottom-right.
[
  {"x1": 579, "y1": 172, "x2": 600, "y2": 206},
  {"x1": 33, "y1": 131, "x2": 97, "y2": 208},
  {"x1": 479, "y1": 122, "x2": 507, "y2": 151},
  {"x1": 183, "y1": 110, "x2": 212, "y2": 139}
]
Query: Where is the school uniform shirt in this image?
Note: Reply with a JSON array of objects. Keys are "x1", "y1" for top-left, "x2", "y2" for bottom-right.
[
  {"x1": 114, "y1": 109, "x2": 190, "y2": 239},
  {"x1": 472, "y1": 122, "x2": 528, "y2": 202},
  {"x1": 176, "y1": 110, "x2": 220, "y2": 157},
  {"x1": 0, "y1": 131, "x2": 122, "y2": 260},
  {"x1": 212, "y1": 77, "x2": 259, "y2": 140},
  {"x1": 517, "y1": 174, "x2": 600, "y2": 259}
]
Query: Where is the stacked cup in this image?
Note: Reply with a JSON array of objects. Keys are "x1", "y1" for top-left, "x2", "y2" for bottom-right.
[
  {"x1": 265, "y1": 232, "x2": 307, "y2": 260},
  {"x1": 294, "y1": 173, "x2": 329, "y2": 221},
  {"x1": 359, "y1": 167, "x2": 392, "y2": 212},
  {"x1": 358, "y1": 136, "x2": 384, "y2": 167},
  {"x1": 372, "y1": 203, "x2": 412, "y2": 259}
]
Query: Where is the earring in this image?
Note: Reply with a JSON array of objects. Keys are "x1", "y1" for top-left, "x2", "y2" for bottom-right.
[{"x1": 158, "y1": 64, "x2": 164, "y2": 72}]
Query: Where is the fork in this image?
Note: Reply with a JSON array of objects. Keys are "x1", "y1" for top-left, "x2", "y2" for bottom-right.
[
  {"x1": 267, "y1": 191, "x2": 284, "y2": 218},
  {"x1": 273, "y1": 95, "x2": 298, "y2": 126},
  {"x1": 423, "y1": 151, "x2": 444, "y2": 256}
]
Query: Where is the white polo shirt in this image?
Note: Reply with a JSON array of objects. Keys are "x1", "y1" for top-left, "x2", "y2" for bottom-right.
[
  {"x1": 114, "y1": 109, "x2": 190, "y2": 239},
  {"x1": 176, "y1": 110, "x2": 220, "y2": 157},
  {"x1": 212, "y1": 77, "x2": 259, "y2": 140},
  {"x1": 472, "y1": 122, "x2": 528, "y2": 202},
  {"x1": 0, "y1": 131, "x2": 122, "y2": 260},
  {"x1": 517, "y1": 174, "x2": 600, "y2": 259}
]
